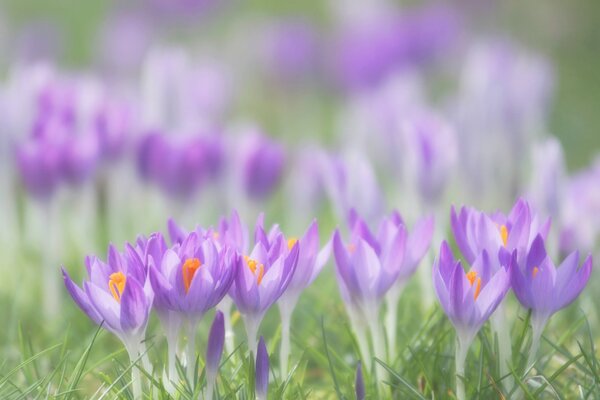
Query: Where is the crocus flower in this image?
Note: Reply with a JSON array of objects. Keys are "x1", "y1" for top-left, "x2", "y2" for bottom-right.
[
  {"x1": 148, "y1": 230, "x2": 237, "y2": 381},
  {"x1": 401, "y1": 111, "x2": 458, "y2": 205},
  {"x1": 228, "y1": 217, "x2": 299, "y2": 353},
  {"x1": 355, "y1": 361, "x2": 365, "y2": 400},
  {"x1": 255, "y1": 336, "x2": 269, "y2": 400},
  {"x1": 237, "y1": 131, "x2": 286, "y2": 201},
  {"x1": 451, "y1": 198, "x2": 550, "y2": 267},
  {"x1": 432, "y1": 241, "x2": 510, "y2": 400},
  {"x1": 333, "y1": 211, "x2": 409, "y2": 369},
  {"x1": 263, "y1": 218, "x2": 330, "y2": 375},
  {"x1": 62, "y1": 241, "x2": 152, "y2": 398},
  {"x1": 205, "y1": 311, "x2": 225, "y2": 400},
  {"x1": 137, "y1": 131, "x2": 224, "y2": 199},
  {"x1": 511, "y1": 235, "x2": 592, "y2": 367}
]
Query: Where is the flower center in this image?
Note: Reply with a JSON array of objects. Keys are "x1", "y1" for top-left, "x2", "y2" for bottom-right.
[
  {"x1": 532, "y1": 266, "x2": 539, "y2": 278},
  {"x1": 287, "y1": 238, "x2": 298, "y2": 250},
  {"x1": 108, "y1": 272, "x2": 126, "y2": 303},
  {"x1": 466, "y1": 270, "x2": 482, "y2": 300},
  {"x1": 182, "y1": 258, "x2": 202, "y2": 294},
  {"x1": 499, "y1": 224, "x2": 508, "y2": 247},
  {"x1": 244, "y1": 255, "x2": 265, "y2": 285}
]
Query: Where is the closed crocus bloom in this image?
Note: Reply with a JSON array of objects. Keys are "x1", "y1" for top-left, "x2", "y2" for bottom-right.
[
  {"x1": 229, "y1": 228, "x2": 299, "y2": 353},
  {"x1": 433, "y1": 241, "x2": 510, "y2": 400},
  {"x1": 62, "y1": 241, "x2": 152, "y2": 398},
  {"x1": 15, "y1": 137, "x2": 63, "y2": 200},
  {"x1": 238, "y1": 131, "x2": 285, "y2": 201},
  {"x1": 255, "y1": 336, "x2": 269, "y2": 400},
  {"x1": 333, "y1": 213, "x2": 408, "y2": 371},
  {"x1": 402, "y1": 111, "x2": 458, "y2": 205},
  {"x1": 511, "y1": 235, "x2": 592, "y2": 367},
  {"x1": 451, "y1": 198, "x2": 550, "y2": 266},
  {"x1": 205, "y1": 311, "x2": 225, "y2": 400},
  {"x1": 355, "y1": 361, "x2": 365, "y2": 400}
]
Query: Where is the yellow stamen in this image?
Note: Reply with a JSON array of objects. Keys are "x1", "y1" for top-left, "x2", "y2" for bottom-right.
[
  {"x1": 246, "y1": 257, "x2": 258, "y2": 273},
  {"x1": 212, "y1": 232, "x2": 220, "y2": 240},
  {"x1": 532, "y1": 266, "x2": 539, "y2": 278},
  {"x1": 500, "y1": 224, "x2": 508, "y2": 247},
  {"x1": 182, "y1": 258, "x2": 202, "y2": 294},
  {"x1": 108, "y1": 272, "x2": 126, "y2": 303},
  {"x1": 287, "y1": 238, "x2": 298, "y2": 250},
  {"x1": 465, "y1": 270, "x2": 482, "y2": 300}
]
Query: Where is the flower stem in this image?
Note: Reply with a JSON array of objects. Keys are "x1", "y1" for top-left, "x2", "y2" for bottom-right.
[
  {"x1": 243, "y1": 315, "x2": 260, "y2": 357},
  {"x1": 125, "y1": 340, "x2": 143, "y2": 400},
  {"x1": 526, "y1": 314, "x2": 547, "y2": 371},
  {"x1": 384, "y1": 284, "x2": 404, "y2": 363},
  {"x1": 186, "y1": 319, "x2": 198, "y2": 385},
  {"x1": 348, "y1": 308, "x2": 370, "y2": 370},
  {"x1": 366, "y1": 302, "x2": 385, "y2": 386},
  {"x1": 280, "y1": 309, "x2": 292, "y2": 379},
  {"x1": 490, "y1": 304, "x2": 512, "y2": 387},
  {"x1": 218, "y1": 298, "x2": 235, "y2": 354},
  {"x1": 455, "y1": 337, "x2": 469, "y2": 400}
]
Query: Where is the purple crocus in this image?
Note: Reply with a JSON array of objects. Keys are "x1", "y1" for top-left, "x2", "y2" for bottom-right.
[
  {"x1": 332, "y1": 211, "x2": 409, "y2": 369},
  {"x1": 62, "y1": 241, "x2": 152, "y2": 398},
  {"x1": 255, "y1": 336, "x2": 269, "y2": 400},
  {"x1": 511, "y1": 235, "x2": 592, "y2": 367},
  {"x1": 205, "y1": 310, "x2": 225, "y2": 399},
  {"x1": 228, "y1": 216, "x2": 299, "y2": 353},
  {"x1": 237, "y1": 131, "x2": 286, "y2": 201},
  {"x1": 451, "y1": 198, "x2": 551, "y2": 267},
  {"x1": 355, "y1": 361, "x2": 365, "y2": 400},
  {"x1": 148, "y1": 231, "x2": 238, "y2": 381},
  {"x1": 432, "y1": 241, "x2": 510, "y2": 400},
  {"x1": 137, "y1": 131, "x2": 224, "y2": 199},
  {"x1": 264, "y1": 218, "x2": 330, "y2": 375}
]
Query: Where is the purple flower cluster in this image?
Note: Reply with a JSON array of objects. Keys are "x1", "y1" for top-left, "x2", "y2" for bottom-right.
[{"x1": 62, "y1": 210, "x2": 328, "y2": 388}]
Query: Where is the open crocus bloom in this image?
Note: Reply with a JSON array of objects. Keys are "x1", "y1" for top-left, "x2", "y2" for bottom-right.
[
  {"x1": 62, "y1": 242, "x2": 152, "y2": 350},
  {"x1": 433, "y1": 241, "x2": 510, "y2": 345},
  {"x1": 148, "y1": 231, "x2": 237, "y2": 321},
  {"x1": 511, "y1": 235, "x2": 592, "y2": 325},
  {"x1": 229, "y1": 230, "x2": 299, "y2": 351},
  {"x1": 451, "y1": 198, "x2": 550, "y2": 266}
]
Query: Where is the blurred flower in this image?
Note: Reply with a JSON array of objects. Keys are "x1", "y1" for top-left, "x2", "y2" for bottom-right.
[
  {"x1": 402, "y1": 111, "x2": 458, "y2": 205},
  {"x1": 333, "y1": 4, "x2": 460, "y2": 90},
  {"x1": 454, "y1": 40, "x2": 553, "y2": 203},
  {"x1": 238, "y1": 131, "x2": 286, "y2": 201},
  {"x1": 137, "y1": 131, "x2": 224, "y2": 199},
  {"x1": 255, "y1": 336, "x2": 269, "y2": 400},
  {"x1": 528, "y1": 137, "x2": 566, "y2": 219},
  {"x1": 262, "y1": 19, "x2": 320, "y2": 83},
  {"x1": 559, "y1": 158, "x2": 600, "y2": 254}
]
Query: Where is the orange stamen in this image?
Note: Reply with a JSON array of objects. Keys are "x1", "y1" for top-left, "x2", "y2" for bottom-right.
[
  {"x1": 500, "y1": 225, "x2": 508, "y2": 247},
  {"x1": 532, "y1": 266, "x2": 539, "y2": 278},
  {"x1": 182, "y1": 258, "x2": 202, "y2": 294},
  {"x1": 466, "y1": 270, "x2": 477, "y2": 286},
  {"x1": 257, "y1": 264, "x2": 265, "y2": 285},
  {"x1": 347, "y1": 243, "x2": 356, "y2": 254},
  {"x1": 108, "y1": 272, "x2": 126, "y2": 303},
  {"x1": 466, "y1": 270, "x2": 482, "y2": 300},
  {"x1": 473, "y1": 277, "x2": 482, "y2": 300}
]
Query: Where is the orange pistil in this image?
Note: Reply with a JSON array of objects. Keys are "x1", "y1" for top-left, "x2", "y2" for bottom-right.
[
  {"x1": 499, "y1": 224, "x2": 509, "y2": 247},
  {"x1": 466, "y1": 270, "x2": 482, "y2": 300},
  {"x1": 108, "y1": 272, "x2": 126, "y2": 303},
  {"x1": 532, "y1": 266, "x2": 539, "y2": 278},
  {"x1": 182, "y1": 258, "x2": 202, "y2": 294}
]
